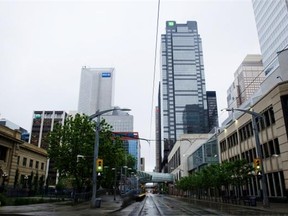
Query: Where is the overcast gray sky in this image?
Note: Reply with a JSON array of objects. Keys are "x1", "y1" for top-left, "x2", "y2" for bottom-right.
[{"x1": 0, "y1": 0, "x2": 260, "y2": 171}]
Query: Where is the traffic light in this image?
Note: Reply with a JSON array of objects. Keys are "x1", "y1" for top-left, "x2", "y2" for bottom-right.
[
  {"x1": 253, "y1": 158, "x2": 261, "y2": 171},
  {"x1": 96, "y1": 159, "x2": 103, "y2": 172}
]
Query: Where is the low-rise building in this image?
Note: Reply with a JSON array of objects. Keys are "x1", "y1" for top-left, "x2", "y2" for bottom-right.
[
  {"x1": 218, "y1": 49, "x2": 288, "y2": 201},
  {"x1": 219, "y1": 81, "x2": 288, "y2": 201},
  {"x1": 168, "y1": 133, "x2": 218, "y2": 181},
  {"x1": 0, "y1": 125, "x2": 47, "y2": 188}
]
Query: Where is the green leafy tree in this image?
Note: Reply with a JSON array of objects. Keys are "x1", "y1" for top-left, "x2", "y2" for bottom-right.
[
  {"x1": 47, "y1": 113, "x2": 136, "y2": 192},
  {"x1": 176, "y1": 159, "x2": 253, "y2": 199},
  {"x1": 47, "y1": 114, "x2": 96, "y2": 192},
  {"x1": 33, "y1": 171, "x2": 39, "y2": 194}
]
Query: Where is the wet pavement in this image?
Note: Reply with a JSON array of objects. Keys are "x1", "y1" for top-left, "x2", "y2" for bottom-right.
[
  {"x1": 0, "y1": 195, "x2": 125, "y2": 216},
  {"x1": 0, "y1": 194, "x2": 287, "y2": 215}
]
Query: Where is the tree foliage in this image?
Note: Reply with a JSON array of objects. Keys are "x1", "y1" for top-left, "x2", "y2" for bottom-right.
[
  {"x1": 47, "y1": 113, "x2": 136, "y2": 191},
  {"x1": 176, "y1": 159, "x2": 253, "y2": 198}
]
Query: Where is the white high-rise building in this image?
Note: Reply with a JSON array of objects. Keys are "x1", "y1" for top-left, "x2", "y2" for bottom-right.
[
  {"x1": 78, "y1": 67, "x2": 115, "y2": 116},
  {"x1": 252, "y1": 0, "x2": 288, "y2": 75},
  {"x1": 103, "y1": 108, "x2": 133, "y2": 132},
  {"x1": 226, "y1": 54, "x2": 264, "y2": 109}
]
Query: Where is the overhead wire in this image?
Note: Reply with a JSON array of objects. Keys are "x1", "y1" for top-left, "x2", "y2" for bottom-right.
[
  {"x1": 228, "y1": 43, "x2": 288, "y2": 109},
  {"x1": 149, "y1": 0, "x2": 161, "y2": 140}
]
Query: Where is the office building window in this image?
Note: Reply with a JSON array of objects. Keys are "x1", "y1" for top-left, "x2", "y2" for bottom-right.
[
  {"x1": 23, "y1": 157, "x2": 27, "y2": 167},
  {"x1": 36, "y1": 161, "x2": 39, "y2": 169},
  {"x1": 29, "y1": 159, "x2": 33, "y2": 168}
]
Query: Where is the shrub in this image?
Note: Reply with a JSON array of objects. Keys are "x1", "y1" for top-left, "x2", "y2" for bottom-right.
[
  {"x1": 14, "y1": 198, "x2": 45, "y2": 206},
  {"x1": 0, "y1": 193, "x2": 7, "y2": 206}
]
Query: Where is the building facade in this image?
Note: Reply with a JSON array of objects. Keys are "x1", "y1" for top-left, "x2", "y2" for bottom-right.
[
  {"x1": 226, "y1": 55, "x2": 265, "y2": 109},
  {"x1": 187, "y1": 134, "x2": 218, "y2": 173},
  {"x1": 161, "y1": 21, "x2": 208, "y2": 141},
  {"x1": 219, "y1": 80, "x2": 288, "y2": 200},
  {"x1": 0, "y1": 118, "x2": 29, "y2": 142},
  {"x1": 78, "y1": 67, "x2": 115, "y2": 116},
  {"x1": 103, "y1": 108, "x2": 133, "y2": 132},
  {"x1": 113, "y1": 132, "x2": 140, "y2": 170},
  {"x1": 207, "y1": 91, "x2": 219, "y2": 132},
  {"x1": 0, "y1": 125, "x2": 47, "y2": 189},
  {"x1": 168, "y1": 134, "x2": 212, "y2": 181},
  {"x1": 155, "y1": 106, "x2": 161, "y2": 172},
  {"x1": 29, "y1": 110, "x2": 67, "y2": 185},
  {"x1": 252, "y1": 0, "x2": 288, "y2": 75},
  {"x1": 159, "y1": 21, "x2": 218, "y2": 172},
  {"x1": 104, "y1": 109, "x2": 140, "y2": 170}
]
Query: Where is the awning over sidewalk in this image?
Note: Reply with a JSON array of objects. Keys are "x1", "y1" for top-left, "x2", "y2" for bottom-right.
[{"x1": 137, "y1": 171, "x2": 174, "y2": 183}]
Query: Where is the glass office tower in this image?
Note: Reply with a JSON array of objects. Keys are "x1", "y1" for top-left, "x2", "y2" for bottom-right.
[
  {"x1": 161, "y1": 21, "x2": 209, "y2": 142},
  {"x1": 252, "y1": 0, "x2": 288, "y2": 75}
]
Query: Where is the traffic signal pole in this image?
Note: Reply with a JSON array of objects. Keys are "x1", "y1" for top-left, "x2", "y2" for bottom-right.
[
  {"x1": 252, "y1": 115, "x2": 270, "y2": 207},
  {"x1": 91, "y1": 113, "x2": 100, "y2": 208},
  {"x1": 89, "y1": 107, "x2": 131, "y2": 208}
]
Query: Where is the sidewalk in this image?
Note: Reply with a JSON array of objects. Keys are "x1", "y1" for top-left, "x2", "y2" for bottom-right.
[{"x1": 0, "y1": 195, "x2": 127, "y2": 215}]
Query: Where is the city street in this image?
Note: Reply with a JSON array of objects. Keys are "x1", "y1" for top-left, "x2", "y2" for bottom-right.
[
  {"x1": 125, "y1": 193, "x2": 287, "y2": 216},
  {"x1": 0, "y1": 193, "x2": 287, "y2": 216}
]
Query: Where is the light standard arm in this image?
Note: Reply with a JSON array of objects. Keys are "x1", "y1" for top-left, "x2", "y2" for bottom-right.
[
  {"x1": 222, "y1": 108, "x2": 269, "y2": 207},
  {"x1": 89, "y1": 107, "x2": 131, "y2": 208}
]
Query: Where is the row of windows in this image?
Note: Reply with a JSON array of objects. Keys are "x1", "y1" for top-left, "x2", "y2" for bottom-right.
[
  {"x1": 224, "y1": 137, "x2": 280, "y2": 164},
  {"x1": 239, "y1": 121, "x2": 253, "y2": 142},
  {"x1": 261, "y1": 138, "x2": 280, "y2": 158},
  {"x1": 220, "y1": 140, "x2": 227, "y2": 152},
  {"x1": 241, "y1": 148, "x2": 257, "y2": 163},
  {"x1": 17, "y1": 156, "x2": 45, "y2": 171},
  {"x1": 223, "y1": 106, "x2": 276, "y2": 148},
  {"x1": 227, "y1": 132, "x2": 238, "y2": 148},
  {"x1": 168, "y1": 148, "x2": 180, "y2": 170},
  {"x1": 246, "y1": 171, "x2": 285, "y2": 197}
]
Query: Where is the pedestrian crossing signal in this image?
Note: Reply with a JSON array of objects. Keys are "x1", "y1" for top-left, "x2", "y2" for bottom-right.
[{"x1": 96, "y1": 159, "x2": 103, "y2": 172}]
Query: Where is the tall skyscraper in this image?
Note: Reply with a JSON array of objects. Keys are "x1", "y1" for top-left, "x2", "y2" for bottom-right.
[
  {"x1": 252, "y1": 0, "x2": 288, "y2": 75},
  {"x1": 160, "y1": 21, "x2": 210, "y2": 140},
  {"x1": 206, "y1": 91, "x2": 219, "y2": 132},
  {"x1": 155, "y1": 106, "x2": 161, "y2": 172},
  {"x1": 159, "y1": 21, "x2": 218, "y2": 172},
  {"x1": 78, "y1": 67, "x2": 115, "y2": 116},
  {"x1": 226, "y1": 54, "x2": 264, "y2": 109}
]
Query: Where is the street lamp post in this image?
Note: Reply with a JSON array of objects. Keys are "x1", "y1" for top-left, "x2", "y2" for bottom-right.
[
  {"x1": 89, "y1": 107, "x2": 131, "y2": 208},
  {"x1": 2, "y1": 172, "x2": 8, "y2": 186},
  {"x1": 222, "y1": 108, "x2": 270, "y2": 207},
  {"x1": 123, "y1": 166, "x2": 128, "y2": 194},
  {"x1": 112, "y1": 168, "x2": 117, "y2": 201},
  {"x1": 24, "y1": 175, "x2": 28, "y2": 189}
]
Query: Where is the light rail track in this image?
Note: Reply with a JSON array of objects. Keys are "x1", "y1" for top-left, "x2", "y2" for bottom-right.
[{"x1": 130, "y1": 193, "x2": 220, "y2": 216}]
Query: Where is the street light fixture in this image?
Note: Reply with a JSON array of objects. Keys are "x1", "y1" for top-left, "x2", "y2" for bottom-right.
[
  {"x1": 89, "y1": 107, "x2": 131, "y2": 208},
  {"x1": 2, "y1": 172, "x2": 8, "y2": 186},
  {"x1": 222, "y1": 108, "x2": 270, "y2": 208},
  {"x1": 24, "y1": 175, "x2": 28, "y2": 189}
]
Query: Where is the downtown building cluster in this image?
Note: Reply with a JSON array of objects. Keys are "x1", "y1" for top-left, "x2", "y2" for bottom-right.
[
  {"x1": 155, "y1": 0, "x2": 288, "y2": 202},
  {"x1": 1, "y1": 0, "x2": 288, "y2": 203},
  {"x1": 0, "y1": 67, "x2": 142, "y2": 187}
]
